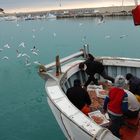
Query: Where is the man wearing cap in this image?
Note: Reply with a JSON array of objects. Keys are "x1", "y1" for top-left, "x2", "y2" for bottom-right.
[
  {"x1": 126, "y1": 73, "x2": 140, "y2": 102},
  {"x1": 79, "y1": 53, "x2": 114, "y2": 88},
  {"x1": 103, "y1": 75, "x2": 128, "y2": 138}
]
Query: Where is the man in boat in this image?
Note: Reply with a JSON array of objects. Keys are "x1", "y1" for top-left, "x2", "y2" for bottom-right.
[
  {"x1": 123, "y1": 89, "x2": 140, "y2": 118},
  {"x1": 66, "y1": 79, "x2": 91, "y2": 115},
  {"x1": 103, "y1": 75, "x2": 128, "y2": 138},
  {"x1": 79, "y1": 53, "x2": 114, "y2": 88},
  {"x1": 126, "y1": 73, "x2": 140, "y2": 102}
]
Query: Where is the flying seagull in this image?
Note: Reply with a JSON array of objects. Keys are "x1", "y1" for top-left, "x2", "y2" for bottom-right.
[
  {"x1": 1, "y1": 56, "x2": 9, "y2": 60},
  {"x1": 0, "y1": 8, "x2": 5, "y2": 14}
]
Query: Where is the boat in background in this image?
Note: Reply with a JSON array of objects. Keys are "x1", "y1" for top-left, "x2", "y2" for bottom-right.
[
  {"x1": 38, "y1": 45, "x2": 140, "y2": 140},
  {"x1": 46, "y1": 13, "x2": 56, "y2": 19},
  {"x1": 2, "y1": 16, "x2": 17, "y2": 21}
]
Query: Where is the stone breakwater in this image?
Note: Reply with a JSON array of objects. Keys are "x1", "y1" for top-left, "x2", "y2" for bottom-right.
[
  {"x1": 55, "y1": 6, "x2": 135, "y2": 19},
  {"x1": 0, "y1": 5, "x2": 135, "y2": 19}
]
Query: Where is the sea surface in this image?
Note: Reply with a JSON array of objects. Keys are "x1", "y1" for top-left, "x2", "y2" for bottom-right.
[{"x1": 0, "y1": 16, "x2": 140, "y2": 140}]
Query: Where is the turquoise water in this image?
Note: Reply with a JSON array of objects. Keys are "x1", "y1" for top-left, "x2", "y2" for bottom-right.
[{"x1": 0, "y1": 16, "x2": 140, "y2": 140}]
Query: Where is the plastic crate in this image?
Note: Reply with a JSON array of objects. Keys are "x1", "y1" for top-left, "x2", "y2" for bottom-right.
[{"x1": 88, "y1": 110, "x2": 110, "y2": 127}]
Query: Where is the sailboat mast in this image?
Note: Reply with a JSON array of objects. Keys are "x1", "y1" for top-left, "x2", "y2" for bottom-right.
[
  {"x1": 121, "y1": 0, "x2": 138, "y2": 11},
  {"x1": 121, "y1": 0, "x2": 124, "y2": 11},
  {"x1": 134, "y1": 0, "x2": 138, "y2": 5},
  {"x1": 59, "y1": 0, "x2": 62, "y2": 7}
]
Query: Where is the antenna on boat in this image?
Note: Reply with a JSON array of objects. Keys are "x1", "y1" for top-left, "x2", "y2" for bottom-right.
[
  {"x1": 59, "y1": 0, "x2": 62, "y2": 7},
  {"x1": 121, "y1": 0, "x2": 124, "y2": 11},
  {"x1": 56, "y1": 55, "x2": 62, "y2": 76},
  {"x1": 132, "y1": 0, "x2": 140, "y2": 26},
  {"x1": 83, "y1": 44, "x2": 89, "y2": 59},
  {"x1": 134, "y1": 0, "x2": 138, "y2": 5}
]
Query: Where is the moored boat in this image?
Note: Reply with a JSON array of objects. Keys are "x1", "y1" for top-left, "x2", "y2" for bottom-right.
[
  {"x1": 38, "y1": 45, "x2": 140, "y2": 140},
  {"x1": 46, "y1": 13, "x2": 56, "y2": 19}
]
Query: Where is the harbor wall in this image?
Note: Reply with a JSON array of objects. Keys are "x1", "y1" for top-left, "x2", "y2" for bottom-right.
[{"x1": 0, "y1": 5, "x2": 136, "y2": 18}]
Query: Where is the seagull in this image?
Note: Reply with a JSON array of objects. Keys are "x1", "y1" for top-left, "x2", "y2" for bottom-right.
[
  {"x1": 0, "y1": 48, "x2": 3, "y2": 52},
  {"x1": 16, "y1": 49, "x2": 22, "y2": 58},
  {"x1": 120, "y1": 34, "x2": 128, "y2": 39},
  {"x1": 22, "y1": 53, "x2": 30, "y2": 58},
  {"x1": 30, "y1": 46, "x2": 36, "y2": 52},
  {"x1": 25, "y1": 58, "x2": 31, "y2": 66},
  {"x1": 32, "y1": 51, "x2": 38, "y2": 56},
  {"x1": 53, "y1": 32, "x2": 56, "y2": 37},
  {"x1": 97, "y1": 15, "x2": 105, "y2": 25},
  {"x1": 0, "y1": 8, "x2": 5, "y2": 14},
  {"x1": 100, "y1": 15, "x2": 104, "y2": 22},
  {"x1": 1, "y1": 56, "x2": 9, "y2": 60},
  {"x1": 3, "y1": 44, "x2": 11, "y2": 49},
  {"x1": 105, "y1": 35, "x2": 111, "y2": 39},
  {"x1": 33, "y1": 61, "x2": 41, "y2": 65},
  {"x1": 79, "y1": 23, "x2": 83, "y2": 26},
  {"x1": 32, "y1": 29, "x2": 36, "y2": 32},
  {"x1": 18, "y1": 42, "x2": 25, "y2": 48},
  {"x1": 30, "y1": 46, "x2": 39, "y2": 52},
  {"x1": 32, "y1": 35, "x2": 35, "y2": 38}
]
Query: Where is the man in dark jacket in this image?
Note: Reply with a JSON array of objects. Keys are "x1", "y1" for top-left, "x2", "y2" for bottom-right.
[
  {"x1": 66, "y1": 79, "x2": 91, "y2": 115},
  {"x1": 126, "y1": 73, "x2": 140, "y2": 96},
  {"x1": 79, "y1": 54, "x2": 114, "y2": 87}
]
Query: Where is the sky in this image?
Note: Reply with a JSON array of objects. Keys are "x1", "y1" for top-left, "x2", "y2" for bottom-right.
[{"x1": 0, "y1": 0, "x2": 139, "y2": 13}]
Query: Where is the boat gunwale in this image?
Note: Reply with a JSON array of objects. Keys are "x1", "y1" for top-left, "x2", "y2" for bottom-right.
[{"x1": 45, "y1": 65, "x2": 102, "y2": 138}]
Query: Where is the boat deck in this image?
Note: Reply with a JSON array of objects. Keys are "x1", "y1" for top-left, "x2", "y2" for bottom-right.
[
  {"x1": 120, "y1": 124, "x2": 140, "y2": 140},
  {"x1": 87, "y1": 82, "x2": 140, "y2": 140}
]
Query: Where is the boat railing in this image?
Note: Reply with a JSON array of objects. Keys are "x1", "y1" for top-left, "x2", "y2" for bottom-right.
[
  {"x1": 45, "y1": 51, "x2": 84, "y2": 71},
  {"x1": 39, "y1": 44, "x2": 90, "y2": 73}
]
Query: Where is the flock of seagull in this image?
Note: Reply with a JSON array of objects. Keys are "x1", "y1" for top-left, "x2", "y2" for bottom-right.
[
  {"x1": 0, "y1": 15, "x2": 128, "y2": 67},
  {"x1": 0, "y1": 41, "x2": 41, "y2": 67},
  {"x1": 79, "y1": 16, "x2": 128, "y2": 40}
]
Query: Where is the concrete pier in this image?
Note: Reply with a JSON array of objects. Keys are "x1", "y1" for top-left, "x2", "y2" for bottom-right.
[{"x1": 0, "y1": 5, "x2": 135, "y2": 19}]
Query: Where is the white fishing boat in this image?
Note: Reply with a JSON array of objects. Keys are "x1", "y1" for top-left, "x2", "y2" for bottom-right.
[
  {"x1": 46, "y1": 13, "x2": 56, "y2": 19},
  {"x1": 38, "y1": 45, "x2": 140, "y2": 140},
  {"x1": 3, "y1": 16, "x2": 17, "y2": 21}
]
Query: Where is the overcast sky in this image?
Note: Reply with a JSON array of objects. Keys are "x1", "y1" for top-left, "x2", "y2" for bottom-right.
[{"x1": 0, "y1": 0, "x2": 139, "y2": 13}]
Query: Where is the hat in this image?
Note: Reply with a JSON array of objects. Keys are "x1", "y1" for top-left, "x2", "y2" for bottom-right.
[
  {"x1": 87, "y1": 53, "x2": 95, "y2": 61},
  {"x1": 115, "y1": 75, "x2": 126, "y2": 88},
  {"x1": 126, "y1": 73, "x2": 133, "y2": 80}
]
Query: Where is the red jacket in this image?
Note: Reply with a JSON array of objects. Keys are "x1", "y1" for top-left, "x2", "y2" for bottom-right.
[{"x1": 108, "y1": 87, "x2": 126, "y2": 115}]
